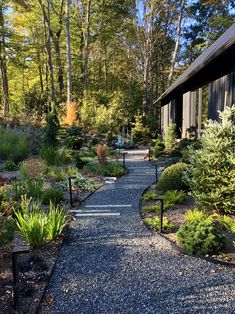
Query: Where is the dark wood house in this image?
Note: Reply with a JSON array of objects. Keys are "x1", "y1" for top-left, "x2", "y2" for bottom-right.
[{"x1": 156, "y1": 23, "x2": 235, "y2": 138}]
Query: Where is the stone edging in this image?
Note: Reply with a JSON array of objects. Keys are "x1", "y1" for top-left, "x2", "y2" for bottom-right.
[{"x1": 139, "y1": 187, "x2": 235, "y2": 270}]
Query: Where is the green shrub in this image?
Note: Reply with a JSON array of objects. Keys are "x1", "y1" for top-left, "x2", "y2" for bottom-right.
[
  {"x1": 185, "y1": 106, "x2": 235, "y2": 214},
  {"x1": 157, "y1": 162, "x2": 189, "y2": 192},
  {"x1": 65, "y1": 125, "x2": 84, "y2": 150},
  {"x1": 42, "y1": 188, "x2": 64, "y2": 205},
  {"x1": 72, "y1": 175, "x2": 95, "y2": 191},
  {"x1": 144, "y1": 216, "x2": 174, "y2": 231},
  {"x1": 75, "y1": 154, "x2": 89, "y2": 168},
  {"x1": 141, "y1": 191, "x2": 158, "y2": 201},
  {"x1": 143, "y1": 204, "x2": 160, "y2": 214},
  {"x1": 43, "y1": 109, "x2": 60, "y2": 147},
  {"x1": 163, "y1": 190, "x2": 186, "y2": 206},
  {"x1": 84, "y1": 162, "x2": 124, "y2": 177},
  {"x1": 169, "y1": 149, "x2": 182, "y2": 158},
  {"x1": 11, "y1": 179, "x2": 44, "y2": 200},
  {"x1": 46, "y1": 166, "x2": 78, "y2": 181},
  {"x1": 177, "y1": 138, "x2": 193, "y2": 150},
  {"x1": 40, "y1": 146, "x2": 59, "y2": 166},
  {"x1": 0, "y1": 216, "x2": 16, "y2": 246},
  {"x1": 177, "y1": 208, "x2": 225, "y2": 255},
  {"x1": 164, "y1": 122, "x2": 176, "y2": 149},
  {"x1": 0, "y1": 128, "x2": 29, "y2": 162},
  {"x1": 19, "y1": 159, "x2": 45, "y2": 180},
  {"x1": 15, "y1": 204, "x2": 48, "y2": 248},
  {"x1": 47, "y1": 202, "x2": 67, "y2": 241},
  {"x1": 215, "y1": 215, "x2": 235, "y2": 233},
  {"x1": 4, "y1": 160, "x2": 18, "y2": 171}
]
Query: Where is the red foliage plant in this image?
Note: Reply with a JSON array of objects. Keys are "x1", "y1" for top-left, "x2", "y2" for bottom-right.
[
  {"x1": 97, "y1": 144, "x2": 108, "y2": 165},
  {"x1": 0, "y1": 176, "x2": 11, "y2": 187}
]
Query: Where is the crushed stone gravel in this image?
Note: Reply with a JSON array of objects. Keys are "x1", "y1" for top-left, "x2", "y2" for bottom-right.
[{"x1": 41, "y1": 149, "x2": 235, "y2": 314}]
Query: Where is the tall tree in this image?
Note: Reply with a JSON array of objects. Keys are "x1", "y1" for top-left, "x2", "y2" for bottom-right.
[
  {"x1": 0, "y1": 2, "x2": 9, "y2": 116},
  {"x1": 65, "y1": 0, "x2": 72, "y2": 104}
]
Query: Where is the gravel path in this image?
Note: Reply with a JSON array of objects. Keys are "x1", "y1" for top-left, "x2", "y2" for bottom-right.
[{"x1": 41, "y1": 149, "x2": 235, "y2": 314}]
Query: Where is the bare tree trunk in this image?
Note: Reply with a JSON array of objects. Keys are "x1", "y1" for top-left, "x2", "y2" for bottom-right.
[
  {"x1": 168, "y1": 0, "x2": 185, "y2": 85},
  {"x1": 83, "y1": 0, "x2": 91, "y2": 90},
  {"x1": 0, "y1": 3, "x2": 9, "y2": 117},
  {"x1": 65, "y1": 0, "x2": 72, "y2": 104},
  {"x1": 41, "y1": 2, "x2": 56, "y2": 103}
]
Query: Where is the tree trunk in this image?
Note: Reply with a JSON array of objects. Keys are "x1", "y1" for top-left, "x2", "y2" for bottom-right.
[
  {"x1": 65, "y1": 0, "x2": 72, "y2": 104},
  {"x1": 41, "y1": 1, "x2": 56, "y2": 104},
  {"x1": 0, "y1": 3, "x2": 9, "y2": 117},
  {"x1": 83, "y1": 0, "x2": 91, "y2": 90},
  {"x1": 168, "y1": 0, "x2": 185, "y2": 85}
]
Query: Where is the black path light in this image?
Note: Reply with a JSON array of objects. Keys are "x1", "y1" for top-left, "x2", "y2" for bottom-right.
[
  {"x1": 152, "y1": 196, "x2": 164, "y2": 233},
  {"x1": 68, "y1": 176, "x2": 77, "y2": 207},
  {"x1": 12, "y1": 247, "x2": 30, "y2": 309},
  {"x1": 155, "y1": 164, "x2": 158, "y2": 183},
  {"x1": 121, "y1": 151, "x2": 128, "y2": 170},
  {"x1": 148, "y1": 147, "x2": 151, "y2": 161}
]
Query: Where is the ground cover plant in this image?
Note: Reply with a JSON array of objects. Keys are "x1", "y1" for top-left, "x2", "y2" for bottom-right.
[
  {"x1": 144, "y1": 216, "x2": 174, "y2": 231},
  {"x1": 177, "y1": 208, "x2": 225, "y2": 255},
  {"x1": 83, "y1": 161, "x2": 125, "y2": 177}
]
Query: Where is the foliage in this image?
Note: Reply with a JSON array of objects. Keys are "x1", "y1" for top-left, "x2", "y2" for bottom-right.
[
  {"x1": 84, "y1": 161, "x2": 124, "y2": 177},
  {"x1": 0, "y1": 128, "x2": 29, "y2": 162},
  {"x1": 40, "y1": 146, "x2": 71, "y2": 166},
  {"x1": 163, "y1": 190, "x2": 186, "y2": 206},
  {"x1": 176, "y1": 138, "x2": 193, "y2": 150},
  {"x1": 153, "y1": 137, "x2": 165, "y2": 158},
  {"x1": 0, "y1": 216, "x2": 16, "y2": 247},
  {"x1": 15, "y1": 198, "x2": 68, "y2": 247},
  {"x1": 46, "y1": 166, "x2": 78, "y2": 182},
  {"x1": 19, "y1": 159, "x2": 45, "y2": 180},
  {"x1": 65, "y1": 125, "x2": 84, "y2": 150},
  {"x1": 131, "y1": 114, "x2": 150, "y2": 145},
  {"x1": 186, "y1": 106, "x2": 235, "y2": 213},
  {"x1": 72, "y1": 175, "x2": 95, "y2": 191},
  {"x1": 4, "y1": 160, "x2": 18, "y2": 171},
  {"x1": 157, "y1": 162, "x2": 189, "y2": 192},
  {"x1": 42, "y1": 188, "x2": 64, "y2": 205},
  {"x1": 164, "y1": 123, "x2": 176, "y2": 150},
  {"x1": 169, "y1": 149, "x2": 182, "y2": 158},
  {"x1": 141, "y1": 191, "x2": 158, "y2": 201},
  {"x1": 15, "y1": 203, "x2": 48, "y2": 248},
  {"x1": 97, "y1": 144, "x2": 108, "y2": 165},
  {"x1": 75, "y1": 154, "x2": 91, "y2": 168},
  {"x1": 43, "y1": 109, "x2": 60, "y2": 147},
  {"x1": 64, "y1": 102, "x2": 77, "y2": 126},
  {"x1": 47, "y1": 202, "x2": 67, "y2": 241},
  {"x1": 11, "y1": 179, "x2": 44, "y2": 200},
  {"x1": 177, "y1": 208, "x2": 225, "y2": 255},
  {"x1": 144, "y1": 216, "x2": 174, "y2": 232},
  {"x1": 215, "y1": 215, "x2": 235, "y2": 234},
  {"x1": 142, "y1": 204, "x2": 160, "y2": 214},
  {"x1": 0, "y1": 176, "x2": 11, "y2": 187}
]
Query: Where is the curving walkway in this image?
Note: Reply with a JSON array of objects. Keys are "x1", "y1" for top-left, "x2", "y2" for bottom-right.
[{"x1": 41, "y1": 149, "x2": 235, "y2": 314}]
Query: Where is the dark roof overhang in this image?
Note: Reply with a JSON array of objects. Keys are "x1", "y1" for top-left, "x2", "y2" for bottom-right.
[{"x1": 156, "y1": 23, "x2": 235, "y2": 106}]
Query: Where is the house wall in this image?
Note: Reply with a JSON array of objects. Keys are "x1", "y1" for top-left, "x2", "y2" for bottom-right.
[{"x1": 208, "y1": 72, "x2": 235, "y2": 121}]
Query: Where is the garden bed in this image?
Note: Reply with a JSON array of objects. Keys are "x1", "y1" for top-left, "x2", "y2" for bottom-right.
[{"x1": 140, "y1": 185, "x2": 235, "y2": 266}]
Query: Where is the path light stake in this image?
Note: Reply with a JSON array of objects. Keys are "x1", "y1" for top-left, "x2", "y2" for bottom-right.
[
  {"x1": 68, "y1": 176, "x2": 76, "y2": 207},
  {"x1": 122, "y1": 152, "x2": 127, "y2": 170},
  {"x1": 12, "y1": 247, "x2": 30, "y2": 309},
  {"x1": 148, "y1": 148, "x2": 151, "y2": 161},
  {"x1": 155, "y1": 164, "x2": 158, "y2": 183},
  {"x1": 159, "y1": 199, "x2": 164, "y2": 233}
]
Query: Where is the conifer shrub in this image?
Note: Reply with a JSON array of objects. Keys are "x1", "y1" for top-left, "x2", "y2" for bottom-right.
[
  {"x1": 164, "y1": 122, "x2": 176, "y2": 149},
  {"x1": 177, "y1": 208, "x2": 225, "y2": 255},
  {"x1": 186, "y1": 106, "x2": 235, "y2": 213},
  {"x1": 43, "y1": 109, "x2": 60, "y2": 147},
  {"x1": 157, "y1": 162, "x2": 189, "y2": 192}
]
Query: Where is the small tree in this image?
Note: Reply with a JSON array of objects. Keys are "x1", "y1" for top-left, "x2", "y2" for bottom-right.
[
  {"x1": 164, "y1": 122, "x2": 176, "y2": 149},
  {"x1": 43, "y1": 106, "x2": 60, "y2": 147},
  {"x1": 187, "y1": 106, "x2": 235, "y2": 214}
]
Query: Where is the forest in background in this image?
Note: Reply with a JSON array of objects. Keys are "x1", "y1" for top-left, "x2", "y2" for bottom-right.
[{"x1": 0, "y1": 0, "x2": 234, "y2": 136}]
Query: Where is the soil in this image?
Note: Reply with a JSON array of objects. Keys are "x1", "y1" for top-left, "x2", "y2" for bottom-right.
[{"x1": 141, "y1": 185, "x2": 235, "y2": 265}]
